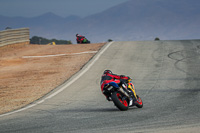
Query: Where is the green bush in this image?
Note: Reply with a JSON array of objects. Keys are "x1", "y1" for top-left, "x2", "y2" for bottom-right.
[
  {"x1": 154, "y1": 37, "x2": 160, "y2": 41},
  {"x1": 30, "y1": 36, "x2": 72, "y2": 44},
  {"x1": 108, "y1": 39, "x2": 113, "y2": 42}
]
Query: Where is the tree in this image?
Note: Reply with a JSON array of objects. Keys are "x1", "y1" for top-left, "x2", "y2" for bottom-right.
[
  {"x1": 154, "y1": 37, "x2": 160, "y2": 41},
  {"x1": 30, "y1": 36, "x2": 72, "y2": 44},
  {"x1": 108, "y1": 39, "x2": 113, "y2": 42}
]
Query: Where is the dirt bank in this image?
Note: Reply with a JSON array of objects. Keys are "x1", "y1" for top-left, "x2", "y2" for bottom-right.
[{"x1": 0, "y1": 43, "x2": 105, "y2": 114}]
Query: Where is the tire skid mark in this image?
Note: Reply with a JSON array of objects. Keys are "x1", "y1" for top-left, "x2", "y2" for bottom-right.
[
  {"x1": 168, "y1": 46, "x2": 200, "y2": 75},
  {"x1": 143, "y1": 43, "x2": 165, "y2": 96},
  {"x1": 168, "y1": 45, "x2": 200, "y2": 93}
]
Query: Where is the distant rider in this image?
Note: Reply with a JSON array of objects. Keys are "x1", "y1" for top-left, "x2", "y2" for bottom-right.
[
  {"x1": 76, "y1": 34, "x2": 86, "y2": 44},
  {"x1": 100, "y1": 70, "x2": 137, "y2": 101}
]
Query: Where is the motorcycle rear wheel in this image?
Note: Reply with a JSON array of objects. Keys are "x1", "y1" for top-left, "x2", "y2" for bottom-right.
[{"x1": 111, "y1": 91, "x2": 129, "y2": 111}]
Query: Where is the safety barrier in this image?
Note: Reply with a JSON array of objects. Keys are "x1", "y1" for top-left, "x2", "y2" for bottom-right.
[{"x1": 0, "y1": 28, "x2": 30, "y2": 47}]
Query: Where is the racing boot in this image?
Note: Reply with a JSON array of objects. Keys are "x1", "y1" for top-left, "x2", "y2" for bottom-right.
[{"x1": 103, "y1": 89, "x2": 112, "y2": 101}]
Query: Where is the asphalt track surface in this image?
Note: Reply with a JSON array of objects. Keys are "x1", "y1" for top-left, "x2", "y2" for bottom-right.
[{"x1": 0, "y1": 40, "x2": 200, "y2": 133}]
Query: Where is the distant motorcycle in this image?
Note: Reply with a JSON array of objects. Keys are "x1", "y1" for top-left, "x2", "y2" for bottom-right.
[
  {"x1": 103, "y1": 80, "x2": 143, "y2": 111},
  {"x1": 76, "y1": 35, "x2": 90, "y2": 44}
]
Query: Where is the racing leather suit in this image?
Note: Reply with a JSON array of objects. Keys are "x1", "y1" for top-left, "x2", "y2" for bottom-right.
[
  {"x1": 76, "y1": 35, "x2": 85, "y2": 44},
  {"x1": 100, "y1": 73, "x2": 137, "y2": 100}
]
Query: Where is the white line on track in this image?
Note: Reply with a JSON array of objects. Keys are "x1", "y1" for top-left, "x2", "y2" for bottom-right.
[
  {"x1": 0, "y1": 42, "x2": 114, "y2": 117},
  {"x1": 22, "y1": 51, "x2": 98, "y2": 58}
]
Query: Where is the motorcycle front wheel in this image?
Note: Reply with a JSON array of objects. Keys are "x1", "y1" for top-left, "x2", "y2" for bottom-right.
[
  {"x1": 111, "y1": 91, "x2": 129, "y2": 111},
  {"x1": 136, "y1": 95, "x2": 143, "y2": 108}
]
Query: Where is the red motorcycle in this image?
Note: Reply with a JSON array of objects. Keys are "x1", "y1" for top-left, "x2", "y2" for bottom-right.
[
  {"x1": 76, "y1": 35, "x2": 90, "y2": 44},
  {"x1": 103, "y1": 80, "x2": 143, "y2": 111}
]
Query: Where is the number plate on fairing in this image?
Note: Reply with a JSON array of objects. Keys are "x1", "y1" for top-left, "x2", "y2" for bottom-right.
[{"x1": 107, "y1": 86, "x2": 113, "y2": 91}]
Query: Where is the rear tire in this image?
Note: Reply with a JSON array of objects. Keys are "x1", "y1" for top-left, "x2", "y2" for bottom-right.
[{"x1": 111, "y1": 91, "x2": 129, "y2": 111}]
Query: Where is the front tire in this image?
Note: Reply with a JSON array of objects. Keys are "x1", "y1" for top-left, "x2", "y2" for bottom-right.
[
  {"x1": 136, "y1": 95, "x2": 143, "y2": 108},
  {"x1": 111, "y1": 91, "x2": 129, "y2": 111}
]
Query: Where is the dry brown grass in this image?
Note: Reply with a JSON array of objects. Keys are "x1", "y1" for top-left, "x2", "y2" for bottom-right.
[{"x1": 0, "y1": 43, "x2": 105, "y2": 114}]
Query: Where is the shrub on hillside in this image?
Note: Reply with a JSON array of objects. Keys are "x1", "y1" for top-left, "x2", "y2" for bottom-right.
[
  {"x1": 154, "y1": 37, "x2": 160, "y2": 41},
  {"x1": 30, "y1": 36, "x2": 72, "y2": 44}
]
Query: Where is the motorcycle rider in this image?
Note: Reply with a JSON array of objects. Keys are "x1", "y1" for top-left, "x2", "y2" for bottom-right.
[
  {"x1": 100, "y1": 70, "x2": 137, "y2": 101},
  {"x1": 76, "y1": 34, "x2": 83, "y2": 44},
  {"x1": 76, "y1": 33, "x2": 89, "y2": 44}
]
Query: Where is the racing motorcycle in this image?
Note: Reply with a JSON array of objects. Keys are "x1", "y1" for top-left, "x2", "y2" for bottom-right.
[
  {"x1": 103, "y1": 80, "x2": 143, "y2": 111},
  {"x1": 77, "y1": 36, "x2": 90, "y2": 44}
]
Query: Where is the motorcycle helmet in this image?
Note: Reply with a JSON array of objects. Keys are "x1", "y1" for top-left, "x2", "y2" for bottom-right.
[
  {"x1": 103, "y1": 70, "x2": 112, "y2": 74},
  {"x1": 76, "y1": 34, "x2": 79, "y2": 37}
]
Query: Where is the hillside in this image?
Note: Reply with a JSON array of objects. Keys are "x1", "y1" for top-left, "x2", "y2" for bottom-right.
[{"x1": 0, "y1": 0, "x2": 200, "y2": 42}]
